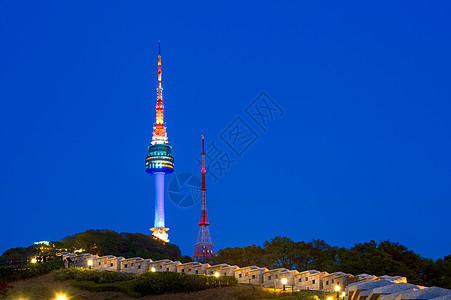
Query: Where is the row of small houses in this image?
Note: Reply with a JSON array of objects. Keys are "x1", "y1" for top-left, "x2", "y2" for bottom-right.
[{"x1": 58, "y1": 252, "x2": 451, "y2": 300}]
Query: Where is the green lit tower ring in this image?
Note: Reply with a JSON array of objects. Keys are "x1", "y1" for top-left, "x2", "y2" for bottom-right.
[{"x1": 145, "y1": 41, "x2": 174, "y2": 243}]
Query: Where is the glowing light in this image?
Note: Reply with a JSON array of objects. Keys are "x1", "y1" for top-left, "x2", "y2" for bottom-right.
[
  {"x1": 335, "y1": 285, "x2": 341, "y2": 292},
  {"x1": 342, "y1": 292, "x2": 346, "y2": 297},
  {"x1": 281, "y1": 278, "x2": 288, "y2": 285},
  {"x1": 31, "y1": 258, "x2": 37, "y2": 264},
  {"x1": 151, "y1": 267, "x2": 156, "y2": 272},
  {"x1": 327, "y1": 298, "x2": 333, "y2": 300},
  {"x1": 87, "y1": 260, "x2": 93, "y2": 266},
  {"x1": 214, "y1": 272, "x2": 220, "y2": 278},
  {"x1": 55, "y1": 294, "x2": 67, "y2": 300}
]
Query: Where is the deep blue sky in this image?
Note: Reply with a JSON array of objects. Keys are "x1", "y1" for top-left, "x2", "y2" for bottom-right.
[{"x1": 1, "y1": 1, "x2": 450, "y2": 260}]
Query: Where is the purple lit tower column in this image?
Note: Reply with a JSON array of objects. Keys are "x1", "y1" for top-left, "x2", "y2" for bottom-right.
[{"x1": 145, "y1": 42, "x2": 174, "y2": 243}]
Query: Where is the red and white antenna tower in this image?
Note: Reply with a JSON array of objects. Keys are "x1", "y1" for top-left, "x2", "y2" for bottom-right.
[{"x1": 192, "y1": 135, "x2": 216, "y2": 262}]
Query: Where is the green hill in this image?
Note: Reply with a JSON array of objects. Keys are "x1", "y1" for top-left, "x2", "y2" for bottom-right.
[{"x1": 1, "y1": 229, "x2": 191, "y2": 264}]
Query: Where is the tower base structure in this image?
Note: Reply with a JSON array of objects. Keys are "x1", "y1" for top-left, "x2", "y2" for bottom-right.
[{"x1": 150, "y1": 227, "x2": 169, "y2": 243}]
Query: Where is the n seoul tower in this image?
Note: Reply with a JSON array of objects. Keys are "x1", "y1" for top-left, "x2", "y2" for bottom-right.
[{"x1": 145, "y1": 42, "x2": 174, "y2": 243}]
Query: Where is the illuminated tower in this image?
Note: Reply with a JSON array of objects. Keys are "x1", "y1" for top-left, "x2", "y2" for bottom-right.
[
  {"x1": 145, "y1": 42, "x2": 174, "y2": 243},
  {"x1": 192, "y1": 135, "x2": 216, "y2": 262}
]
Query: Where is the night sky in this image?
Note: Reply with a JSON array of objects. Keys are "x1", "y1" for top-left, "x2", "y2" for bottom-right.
[{"x1": 1, "y1": 1, "x2": 450, "y2": 260}]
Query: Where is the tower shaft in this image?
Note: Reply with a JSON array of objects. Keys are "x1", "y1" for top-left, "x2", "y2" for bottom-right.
[
  {"x1": 192, "y1": 135, "x2": 216, "y2": 262},
  {"x1": 154, "y1": 172, "x2": 165, "y2": 228}
]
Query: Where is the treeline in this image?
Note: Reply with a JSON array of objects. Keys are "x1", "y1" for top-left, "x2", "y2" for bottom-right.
[
  {"x1": 1, "y1": 229, "x2": 191, "y2": 264},
  {"x1": 211, "y1": 237, "x2": 451, "y2": 289}
]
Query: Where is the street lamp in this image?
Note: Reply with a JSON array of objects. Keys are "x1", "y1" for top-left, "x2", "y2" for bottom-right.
[
  {"x1": 87, "y1": 260, "x2": 93, "y2": 269},
  {"x1": 31, "y1": 258, "x2": 37, "y2": 264},
  {"x1": 335, "y1": 285, "x2": 341, "y2": 300},
  {"x1": 55, "y1": 294, "x2": 67, "y2": 300},
  {"x1": 281, "y1": 278, "x2": 288, "y2": 291},
  {"x1": 151, "y1": 267, "x2": 156, "y2": 272},
  {"x1": 214, "y1": 271, "x2": 220, "y2": 278},
  {"x1": 342, "y1": 291, "x2": 346, "y2": 299}
]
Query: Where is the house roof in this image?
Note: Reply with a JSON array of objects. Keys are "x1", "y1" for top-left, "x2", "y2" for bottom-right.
[
  {"x1": 206, "y1": 264, "x2": 230, "y2": 270},
  {"x1": 295, "y1": 270, "x2": 320, "y2": 276},
  {"x1": 380, "y1": 287, "x2": 451, "y2": 300},
  {"x1": 263, "y1": 268, "x2": 288, "y2": 274}
]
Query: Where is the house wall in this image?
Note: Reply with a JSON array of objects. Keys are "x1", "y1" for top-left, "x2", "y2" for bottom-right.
[
  {"x1": 121, "y1": 258, "x2": 145, "y2": 274},
  {"x1": 235, "y1": 267, "x2": 256, "y2": 284},
  {"x1": 162, "y1": 261, "x2": 181, "y2": 272},
  {"x1": 262, "y1": 269, "x2": 287, "y2": 287},
  {"x1": 220, "y1": 266, "x2": 239, "y2": 277},
  {"x1": 249, "y1": 268, "x2": 267, "y2": 284},
  {"x1": 191, "y1": 263, "x2": 210, "y2": 275},
  {"x1": 106, "y1": 257, "x2": 124, "y2": 272},
  {"x1": 205, "y1": 264, "x2": 230, "y2": 275},
  {"x1": 93, "y1": 256, "x2": 115, "y2": 271},
  {"x1": 322, "y1": 274, "x2": 352, "y2": 292},
  {"x1": 148, "y1": 260, "x2": 172, "y2": 272},
  {"x1": 177, "y1": 262, "x2": 201, "y2": 274},
  {"x1": 295, "y1": 271, "x2": 325, "y2": 291}
]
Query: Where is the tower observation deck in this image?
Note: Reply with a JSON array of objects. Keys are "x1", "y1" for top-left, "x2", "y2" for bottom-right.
[{"x1": 145, "y1": 41, "x2": 174, "y2": 243}]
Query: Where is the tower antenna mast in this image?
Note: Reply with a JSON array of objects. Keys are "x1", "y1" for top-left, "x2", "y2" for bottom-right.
[{"x1": 192, "y1": 135, "x2": 216, "y2": 262}]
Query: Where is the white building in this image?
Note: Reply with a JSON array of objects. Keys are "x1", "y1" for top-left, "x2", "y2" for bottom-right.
[
  {"x1": 262, "y1": 268, "x2": 288, "y2": 288},
  {"x1": 162, "y1": 261, "x2": 181, "y2": 272},
  {"x1": 106, "y1": 256, "x2": 124, "y2": 272},
  {"x1": 219, "y1": 265, "x2": 239, "y2": 277},
  {"x1": 205, "y1": 264, "x2": 230, "y2": 276},
  {"x1": 148, "y1": 259, "x2": 172, "y2": 272},
  {"x1": 322, "y1": 271, "x2": 353, "y2": 292},
  {"x1": 93, "y1": 255, "x2": 116, "y2": 271},
  {"x1": 235, "y1": 266, "x2": 264, "y2": 284},
  {"x1": 177, "y1": 262, "x2": 203, "y2": 274},
  {"x1": 346, "y1": 279, "x2": 394, "y2": 300},
  {"x1": 191, "y1": 263, "x2": 210, "y2": 275},
  {"x1": 294, "y1": 270, "x2": 326, "y2": 291},
  {"x1": 379, "y1": 286, "x2": 450, "y2": 300},
  {"x1": 59, "y1": 252, "x2": 77, "y2": 267},
  {"x1": 366, "y1": 282, "x2": 423, "y2": 300},
  {"x1": 120, "y1": 257, "x2": 151, "y2": 274},
  {"x1": 275, "y1": 269, "x2": 299, "y2": 289}
]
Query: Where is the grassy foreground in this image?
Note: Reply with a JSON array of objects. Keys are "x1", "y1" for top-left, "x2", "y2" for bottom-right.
[{"x1": 3, "y1": 270, "x2": 328, "y2": 299}]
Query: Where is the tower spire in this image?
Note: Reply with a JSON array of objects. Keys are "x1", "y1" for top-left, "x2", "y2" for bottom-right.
[
  {"x1": 152, "y1": 41, "x2": 167, "y2": 145},
  {"x1": 193, "y1": 135, "x2": 216, "y2": 262}
]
